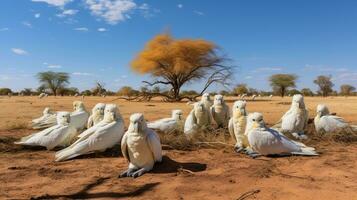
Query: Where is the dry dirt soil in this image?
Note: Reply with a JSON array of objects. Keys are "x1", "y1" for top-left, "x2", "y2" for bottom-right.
[{"x1": 0, "y1": 96, "x2": 356, "y2": 200}]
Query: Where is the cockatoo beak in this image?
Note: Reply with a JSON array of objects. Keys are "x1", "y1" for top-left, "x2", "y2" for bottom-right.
[{"x1": 133, "y1": 122, "x2": 139, "y2": 132}]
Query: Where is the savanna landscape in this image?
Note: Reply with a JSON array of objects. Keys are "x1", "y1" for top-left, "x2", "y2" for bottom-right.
[
  {"x1": 1, "y1": 1, "x2": 357, "y2": 200},
  {"x1": 1, "y1": 96, "x2": 356, "y2": 200}
]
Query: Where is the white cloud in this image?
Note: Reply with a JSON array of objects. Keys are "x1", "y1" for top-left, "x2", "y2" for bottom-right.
[
  {"x1": 72, "y1": 72, "x2": 92, "y2": 76},
  {"x1": 35, "y1": 13, "x2": 41, "y2": 18},
  {"x1": 336, "y1": 72, "x2": 357, "y2": 81},
  {"x1": 56, "y1": 9, "x2": 78, "y2": 17},
  {"x1": 97, "y1": 27, "x2": 107, "y2": 32},
  {"x1": 43, "y1": 62, "x2": 48, "y2": 65},
  {"x1": 177, "y1": 4, "x2": 183, "y2": 8},
  {"x1": 194, "y1": 10, "x2": 204, "y2": 16},
  {"x1": 11, "y1": 48, "x2": 28, "y2": 55},
  {"x1": 245, "y1": 76, "x2": 253, "y2": 79},
  {"x1": 256, "y1": 67, "x2": 282, "y2": 71},
  {"x1": 31, "y1": 0, "x2": 72, "y2": 7},
  {"x1": 22, "y1": 21, "x2": 32, "y2": 28},
  {"x1": 84, "y1": 0, "x2": 137, "y2": 24},
  {"x1": 47, "y1": 64, "x2": 62, "y2": 69},
  {"x1": 74, "y1": 27, "x2": 89, "y2": 31},
  {"x1": 303, "y1": 64, "x2": 349, "y2": 72},
  {"x1": 0, "y1": 28, "x2": 9, "y2": 31},
  {"x1": 0, "y1": 75, "x2": 11, "y2": 81}
]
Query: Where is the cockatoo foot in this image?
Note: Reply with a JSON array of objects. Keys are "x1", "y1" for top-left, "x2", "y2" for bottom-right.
[
  {"x1": 118, "y1": 168, "x2": 135, "y2": 178},
  {"x1": 292, "y1": 132, "x2": 308, "y2": 140},
  {"x1": 131, "y1": 168, "x2": 146, "y2": 178},
  {"x1": 234, "y1": 146, "x2": 244, "y2": 153},
  {"x1": 247, "y1": 152, "x2": 261, "y2": 159}
]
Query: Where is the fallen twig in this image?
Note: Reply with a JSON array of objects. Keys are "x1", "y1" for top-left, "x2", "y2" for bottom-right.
[
  {"x1": 194, "y1": 142, "x2": 234, "y2": 146},
  {"x1": 237, "y1": 189, "x2": 261, "y2": 200}
]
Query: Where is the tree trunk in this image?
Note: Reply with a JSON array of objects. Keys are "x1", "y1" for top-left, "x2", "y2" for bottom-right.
[{"x1": 281, "y1": 87, "x2": 285, "y2": 98}]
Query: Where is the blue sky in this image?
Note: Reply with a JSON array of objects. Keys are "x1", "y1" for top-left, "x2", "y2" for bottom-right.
[{"x1": 1, "y1": 0, "x2": 357, "y2": 92}]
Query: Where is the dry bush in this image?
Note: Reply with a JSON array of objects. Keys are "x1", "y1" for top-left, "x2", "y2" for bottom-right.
[
  {"x1": 305, "y1": 122, "x2": 357, "y2": 144},
  {"x1": 157, "y1": 128, "x2": 234, "y2": 151},
  {"x1": 5, "y1": 121, "x2": 29, "y2": 130}
]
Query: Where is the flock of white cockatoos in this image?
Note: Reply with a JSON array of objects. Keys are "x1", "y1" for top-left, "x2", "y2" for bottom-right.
[{"x1": 14, "y1": 93, "x2": 357, "y2": 177}]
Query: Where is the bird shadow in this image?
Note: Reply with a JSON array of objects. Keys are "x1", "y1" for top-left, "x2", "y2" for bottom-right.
[
  {"x1": 30, "y1": 177, "x2": 160, "y2": 199},
  {"x1": 68, "y1": 144, "x2": 123, "y2": 160},
  {"x1": 151, "y1": 155, "x2": 207, "y2": 174}
]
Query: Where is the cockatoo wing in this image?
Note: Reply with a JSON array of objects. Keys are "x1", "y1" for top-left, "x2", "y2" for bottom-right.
[
  {"x1": 146, "y1": 129, "x2": 162, "y2": 162},
  {"x1": 32, "y1": 114, "x2": 57, "y2": 129},
  {"x1": 320, "y1": 115, "x2": 349, "y2": 132},
  {"x1": 147, "y1": 118, "x2": 172, "y2": 130},
  {"x1": 55, "y1": 121, "x2": 124, "y2": 161},
  {"x1": 184, "y1": 110, "x2": 197, "y2": 134},
  {"x1": 70, "y1": 111, "x2": 89, "y2": 130},
  {"x1": 16, "y1": 125, "x2": 69, "y2": 150},
  {"x1": 87, "y1": 115, "x2": 94, "y2": 128},
  {"x1": 228, "y1": 118, "x2": 236, "y2": 142},
  {"x1": 121, "y1": 132, "x2": 129, "y2": 161}
]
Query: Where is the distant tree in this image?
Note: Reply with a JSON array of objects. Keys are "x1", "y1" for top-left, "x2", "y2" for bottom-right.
[
  {"x1": 340, "y1": 84, "x2": 356, "y2": 96},
  {"x1": 232, "y1": 84, "x2": 249, "y2": 96},
  {"x1": 58, "y1": 87, "x2": 79, "y2": 96},
  {"x1": 313, "y1": 75, "x2": 334, "y2": 97},
  {"x1": 20, "y1": 88, "x2": 33, "y2": 96},
  {"x1": 287, "y1": 89, "x2": 301, "y2": 96},
  {"x1": 117, "y1": 86, "x2": 139, "y2": 98},
  {"x1": 0, "y1": 88, "x2": 12, "y2": 95},
  {"x1": 269, "y1": 74, "x2": 297, "y2": 97},
  {"x1": 220, "y1": 90, "x2": 230, "y2": 96},
  {"x1": 300, "y1": 88, "x2": 314, "y2": 96},
  {"x1": 81, "y1": 90, "x2": 92, "y2": 96},
  {"x1": 92, "y1": 82, "x2": 107, "y2": 96},
  {"x1": 131, "y1": 33, "x2": 233, "y2": 101},
  {"x1": 248, "y1": 88, "x2": 258, "y2": 96},
  {"x1": 180, "y1": 90, "x2": 199, "y2": 96},
  {"x1": 36, "y1": 71, "x2": 70, "y2": 96}
]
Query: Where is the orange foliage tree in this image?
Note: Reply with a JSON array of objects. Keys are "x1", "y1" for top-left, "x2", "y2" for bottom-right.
[{"x1": 131, "y1": 33, "x2": 234, "y2": 101}]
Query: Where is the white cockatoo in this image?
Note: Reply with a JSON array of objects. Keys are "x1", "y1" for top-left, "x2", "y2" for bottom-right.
[
  {"x1": 246, "y1": 112, "x2": 318, "y2": 158},
  {"x1": 87, "y1": 103, "x2": 106, "y2": 128},
  {"x1": 269, "y1": 94, "x2": 273, "y2": 99},
  {"x1": 15, "y1": 112, "x2": 77, "y2": 150},
  {"x1": 147, "y1": 110, "x2": 184, "y2": 133},
  {"x1": 119, "y1": 113, "x2": 162, "y2": 178},
  {"x1": 210, "y1": 95, "x2": 230, "y2": 128},
  {"x1": 228, "y1": 101, "x2": 248, "y2": 152},
  {"x1": 314, "y1": 104, "x2": 357, "y2": 134},
  {"x1": 251, "y1": 95, "x2": 257, "y2": 101},
  {"x1": 200, "y1": 93, "x2": 213, "y2": 111},
  {"x1": 55, "y1": 104, "x2": 125, "y2": 161},
  {"x1": 274, "y1": 94, "x2": 309, "y2": 139},
  {"x1": 31, "y1": 107, "x2": 57, "y2": 130},
  {"x1": 38, "y1": 93, "x2": 46, "y2": 99},
  {"x1": 70, "y1": 101, "x2": 89, "y2": 131},
  {"x1": 241, "y1": 93, "x2": 247, "y2": 100},
  {"x1": 184, "y1": 102, "x2": 211, "y2": 136}
]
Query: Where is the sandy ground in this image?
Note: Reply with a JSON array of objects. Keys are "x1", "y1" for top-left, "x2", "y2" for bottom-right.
[{"x1": 0, "y1": 96, "x2": 357, "y2": 200}]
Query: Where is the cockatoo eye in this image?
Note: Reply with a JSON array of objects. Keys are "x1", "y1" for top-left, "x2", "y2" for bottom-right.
[{"x1": 252, "y1": 119, "x2": 256, "y2": 121}]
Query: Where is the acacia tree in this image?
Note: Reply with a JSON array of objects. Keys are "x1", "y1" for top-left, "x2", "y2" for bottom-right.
[
  {"x1": 232, "y1": 84, "x2": 248, "y2": 96},
  {"x1": 269, "y1": 74, "x2": 297, "y2": 97},
  {"x1": 313, "y1": 75, "x2": 334, "y2": 97},
  {"x1": 92, "y1": 82, "x2": 107, "y2": 96},
  {"x1": 301, "y1": 88, "x2": 314, "y2": 96},
  {"x1": 130, "y1": 33, "x2": 233, "y2": 101},
  {"x1": 340, "y1": 84, "x2": 355, "y2": 96},
  {"x1": 36, "y1": 71, "x2": 70, "y2": 96}
]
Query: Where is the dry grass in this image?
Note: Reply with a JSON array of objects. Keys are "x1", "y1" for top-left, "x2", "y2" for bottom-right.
[
  {"x1": 5, "y1": 122, "x2": 29, "y2": 131},
  {"x1": 305, "y1": 122, "x2": 357, "y2": 144},
  {"x1": 158, "y1": 128, "x2": 233, "y2": 151}
]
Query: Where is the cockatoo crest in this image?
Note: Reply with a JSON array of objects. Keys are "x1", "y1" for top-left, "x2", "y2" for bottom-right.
[
  {"x1": 213, "y1": 94, "x2": 224, "y2": 105},
  {"x1": 172, "y1": 110, "x2": 183, "y2": 120},
  {"x1": 292, "y1": 94, "x2": 305, "y2": 109},
  {"x1": 128, "y1": 113, "x2": 147, "y2": 133},
  {"x1": 316, "y1": 104, "x2": 329, "y2": 117},
  {"x1": 57, "y1": 112, "x2": 71, "y2": 125}
]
